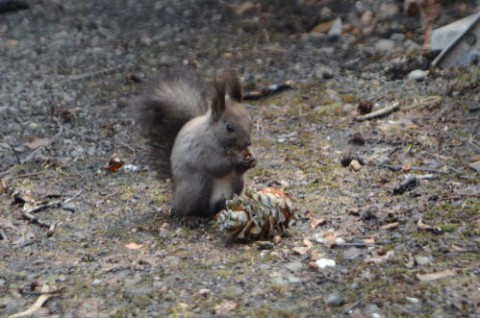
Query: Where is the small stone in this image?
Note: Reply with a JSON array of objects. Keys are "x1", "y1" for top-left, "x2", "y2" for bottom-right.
[
  {"x1": 284, "y1": 261, "x2": 303, "y2": 272},
  {"x1": 328, "y1": 18, "x2": 342, "y2": 39},
  {"x1": 390, "y1": 33, "x2": 405, "y2": 41},
  {"x1": 375, "y1": 39, "x2": 396, "y2": 52},
  {"x1": 286, "y1": 275, "x2": 302, "y2": 284},
  {"x1": 414, "y1": 255, "x2": 431, "y2": 266},
  {"x1": 406, "y1": 297, "x2": 421, "y2": 304},
  {"x1": 314, "y1": 66, "x2": 334, "y2": 80},
  {"x1": 378, "y1": 3, "x2": 399, "y2": 20},
  {"x1": 315, "y1": 258, "x2": 336, "y2": 269},
  {"x1": 325, "y1": 293, "x2": 345, "y2": 307},
  {"x1": 408, "y1": 69, "x2": 428, "y2": 81},
  {"x1": 62, "y1": 202, "x2": 76, "y2": 212},
  {"x1": 349, "y1": 159, "x2": 362, "y2": 171}
]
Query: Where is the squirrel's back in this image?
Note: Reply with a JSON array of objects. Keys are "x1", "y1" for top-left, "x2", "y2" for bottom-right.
[{"x1": 135, "y1": 69, "x2": 213, "y2": 178}]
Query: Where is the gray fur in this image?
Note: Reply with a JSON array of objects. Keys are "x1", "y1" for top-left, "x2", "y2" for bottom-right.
[
  {"x1": 135, "y1": 69, "x2": 255, "y2": 216},
  {"x1": 135, "y1": 69, "x2": 214, "y2": 178}
]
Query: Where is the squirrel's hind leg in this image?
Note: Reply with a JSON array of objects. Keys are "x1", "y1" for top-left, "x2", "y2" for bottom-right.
[{"x1": 172, "y1": 175, "x2": 213, "y2": 216}]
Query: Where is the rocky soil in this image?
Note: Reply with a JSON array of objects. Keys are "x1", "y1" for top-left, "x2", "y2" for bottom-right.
[{"x1": 1, "y1": 0, "x2": 479, "y2": 317}]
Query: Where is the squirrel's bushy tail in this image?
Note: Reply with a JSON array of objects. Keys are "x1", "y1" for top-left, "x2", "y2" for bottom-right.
[{"x1": 135, "y1": 69, "x2": 213, "y2": 178}]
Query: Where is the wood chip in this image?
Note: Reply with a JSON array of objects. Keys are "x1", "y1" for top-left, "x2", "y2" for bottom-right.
[{"x1": 417, "y1": 269, "x2": 455, "y2": 282}]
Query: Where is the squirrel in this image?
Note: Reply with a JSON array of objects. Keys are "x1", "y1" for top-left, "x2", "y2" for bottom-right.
[{"x1": 135, "y1": 68, "x2": 256, "y2": 216}]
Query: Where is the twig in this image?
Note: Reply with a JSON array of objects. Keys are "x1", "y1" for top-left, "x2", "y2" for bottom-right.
[
  {"x1": 333, "y1": 241, "x2": 392, "y2": 248},
  {"x1": 354, "y1": 102, "x2": 400, "y2": 121},
  {"x1": 22, "y1": 211, "x2": 51, "y2": 229},
  {"x1": 243, "y1": 80, "x2": 295, "y2": 100},
  {"x1": 0, "y1": 120, "x2": 64, "y2": 177},
  {"x1": 383, "y1": 164, "x2": 449, "y2": 174},
  {"x1": 47, "y1": 221, "x2": 61, "y2": 237},
  {"x1": 24, "y1": 201, "x2": 62, "y2": 214},
  {"x1": 10, "y1": 284, "x2": 54, "y2": 318},
  {"x1": 0, "y1": 228, "x2": 7, "y2": 241},
  {"x1": 63, "y1": 190, "x2": 83, "y2": 204},
  {"x1": 62, "y1": 62, "x2": 127, "y2": 83},
  {"x1": 469, "y1": 106, "x2": 480, "y2": 113},
  {"x1": 20, "y1": 286, "x2": 65, "y2": 296}
]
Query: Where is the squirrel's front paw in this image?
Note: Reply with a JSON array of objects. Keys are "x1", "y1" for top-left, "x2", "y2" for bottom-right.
[{"x1": 237, "y1": 148, "x2": 256, "y2": 170}]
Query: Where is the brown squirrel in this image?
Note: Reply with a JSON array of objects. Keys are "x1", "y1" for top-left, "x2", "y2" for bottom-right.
[{"x1": 135, "y1": 69, "x2": 256, "y2": 216}]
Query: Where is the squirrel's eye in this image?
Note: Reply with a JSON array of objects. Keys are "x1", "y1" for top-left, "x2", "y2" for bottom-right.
[{"x1": 226, "y1": 123, "x2": 235, "y2": 132}]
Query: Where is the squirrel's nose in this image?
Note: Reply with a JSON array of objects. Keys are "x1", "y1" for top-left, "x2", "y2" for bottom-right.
[{"x1": 243, "y1": 138, "x2": 252, "y2": 148}]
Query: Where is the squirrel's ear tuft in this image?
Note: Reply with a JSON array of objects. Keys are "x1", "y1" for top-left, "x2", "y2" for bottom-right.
[
  {"x1": 220, "y1": 69, "x2": 243, "y2": 103},
  {"x1": 211, "y1": 80, "x2": 226, "y2": 121}
]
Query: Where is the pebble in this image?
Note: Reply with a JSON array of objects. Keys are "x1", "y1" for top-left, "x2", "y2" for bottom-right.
[
  {"x1": 328, "y1": 18, "x2": 342, "y2": 39},
  {"x1": 284, "y1": 261, "x2": 303, "y2": 273},
  {"x1": 62, "y1": 202, "x2": 76, "y2": 212},
  {"x1": 406, "y1": 297, "x2": 421, "y2": 304},
  {"x1": 375, "y1": 39, "x2": 396, "y2": 52},
  {"x1": 408, "y1": 69, "x2": 428, "y2": 81},
  {"x1": 414, "y1": 255, "x2": 431, "y2": 266},
  {"x1": 314, "y1": 66, "x2": 334, "y2": 80},
  {"x1": 325, "y1": 293, "x2": 345, "y2": 307}
]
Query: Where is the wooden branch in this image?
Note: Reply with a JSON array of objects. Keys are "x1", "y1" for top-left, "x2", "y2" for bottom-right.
[
  {"x1": 243, "y1": 80, "x2": 294, "y2": 100},
  {"x1": 354, "y1": 102, "x2": 400, "y2": 121}
]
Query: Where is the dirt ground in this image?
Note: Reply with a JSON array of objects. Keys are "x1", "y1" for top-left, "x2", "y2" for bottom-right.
[{"x1": 1, "y1": 1, "x2": 479, "y2": 317}]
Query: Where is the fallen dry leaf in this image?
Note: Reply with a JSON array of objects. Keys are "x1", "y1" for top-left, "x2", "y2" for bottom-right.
[
  {"x1": 105, "y1": 157, "x2": 124, "y2": 172},
  {"x1": 25, "y1": 137, "x2": 51, "y2": 150},
  {"x1": 231, "y1": 1, "x2": 259, "y2": 16},
  {"x1": 310, "y1": 217, "x2": 326, "y2": 229},
  {"x1": 292, "y1": 246, "x2": 310, "y2": 255},
  {"x1": 214, "y1": 301, "x2": 237, "y2": 315},
  {"x1": 365, "y1": 250, "x2": 395, "y2": 264},
  {"x1": 417, "y1": 269, "x2": 455, "y2": 282},
  {"x1": 124, "y1": 242, "x2": 143, "y2": 250},
  {"x1": 273, "y1": 235, "x2": 282, "y2": 245},
  {"x1": 360, "y1": 10, "x2": 377, "y2": 37},
  {"x1": 303, "y1": 238, "x2": 313, "y2": 247}
]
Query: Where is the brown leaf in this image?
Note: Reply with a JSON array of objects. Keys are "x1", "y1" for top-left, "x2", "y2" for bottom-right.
[
  {"x1": 310, "y1": 217, "x2": 326, "y2": 229},
  {"x1": 310, "y1": 249, "x2": 320, "y2": 261},
  {"x1": 360, "y1": 10, "x2": 377, "y2": 37},
  {"x1": 365, "y1": 250, "x2": 395, "y2": 264},
  {"x1": 124, "y1": 242, "x2": 143, "y2": 250},
  {"x1": 104, "y1": 157, "x2": 124, "y2": 172},
  {"x1": 324, "y1": 231, "x2": 337, "y2": 248},
  {"x1": 214, "y1": 301, "x2": 237, "y2": 315},
  {"x1": 303, "y1": 238, "x2": 313, "y2": 247},
  {"x1": 292, "y1": 246, "x2": 310, "y2": 255},
  {"x1": 273, "y1": 235, "x2": 282, "y2": 245},
  {"x1": 231, "y1": 1, "x2": 259, "y2": 16},
  {"x1": 416, "y1": 269, "x2": 455, "y2": 282},
  {"x1": 25, "y1": 137, "x2": 51, "y2": 149}
]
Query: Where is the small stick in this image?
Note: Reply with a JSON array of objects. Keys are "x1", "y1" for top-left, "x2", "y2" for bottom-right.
[
  {"x1": 62, "y1": 63, "x2": 127, "y2": 83},
  {"x1": 354, "y1": 102, "x2": 400, "y2": 121},
  {"x1": 0, "y1": 228, "x2": 8, "y2": 241},
  {"x1": 383, "y1": 164, "x2": 449, "y2": 174},
  {"x1": 10, "y1": 285, "x2": 54, "y2": 318},
  {"x1": 20, "y1": 286, "x2": 65, "y2": 296},
  {"x1": 243, "y1": 80, "x2": 294, "y2": 100},
  {"x1": 22, "y1": 211, "x2": 51, "y2": 229},
  {"x1": 0, "y1": 120, "x2": 64, "y2": 177},
  {"x1": 333, "y1": 241, "x2": 391, "y2": 248}
]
